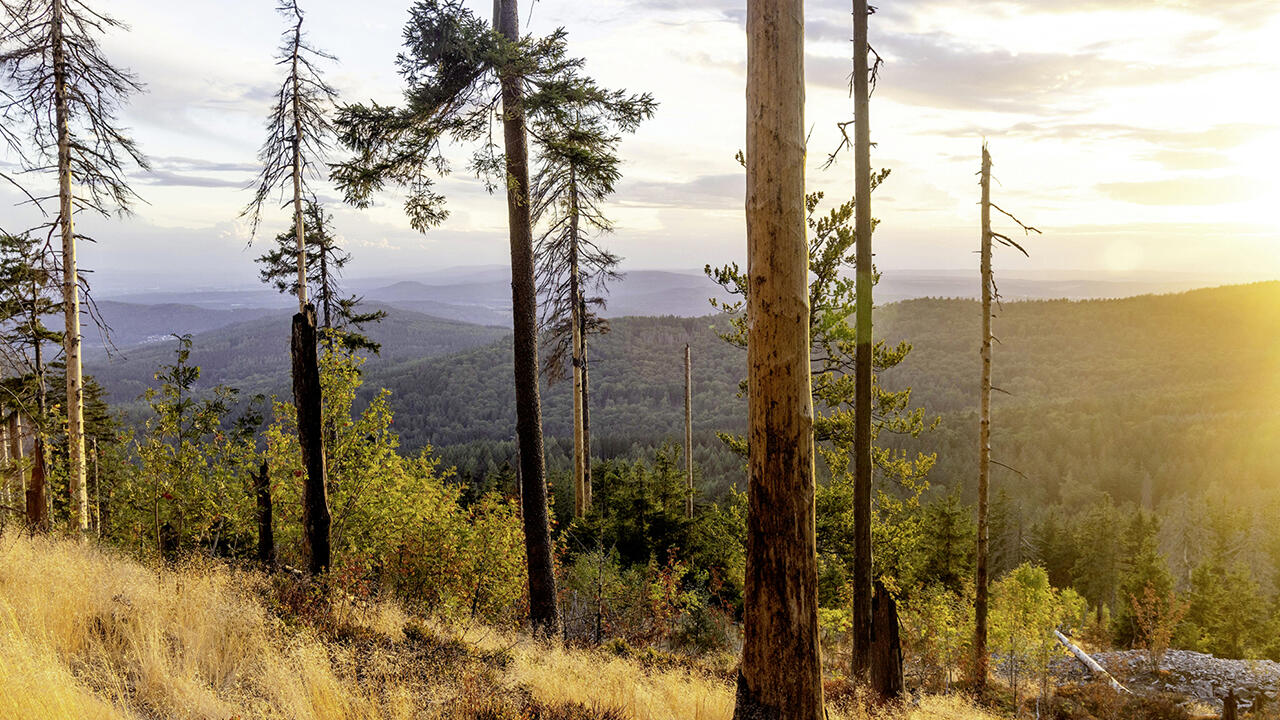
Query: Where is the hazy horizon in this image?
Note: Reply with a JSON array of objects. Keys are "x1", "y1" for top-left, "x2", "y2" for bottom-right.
[{"x1": 3, "y1": 0, "x2": 1278, "y2": 294}]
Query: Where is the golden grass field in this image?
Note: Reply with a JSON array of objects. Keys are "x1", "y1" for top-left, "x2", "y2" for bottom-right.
[{"x1": 0, "y1": 532, "x2": 1002, "y2": 720}]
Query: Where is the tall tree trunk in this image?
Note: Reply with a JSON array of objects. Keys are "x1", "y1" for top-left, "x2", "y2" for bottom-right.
[
  {"x1": 579, "y1": 295, "x2": 592, "y2": 507},
  {"x1": 684, "y1": 343, "x2": 693, "y2": 519},
  {"x1": 735, "y1": 1, "x2": 823, "y2": 718},
  {"x1": 973, "y1": 144, "x2": 993, "y2": 690},
  {"x1": 851, "y1": 0, "x2": 875, "y2": 685},
  {"x1": 497, "y1": 0, "x2": 558, "y2": 636},
  {"x1": 293, "y1": 306, "x2": 330, "y2": 574},
  {"x1": 52, "y1": 0, "x2": 88, "y2": 534},
  {"x1": 291, "y1": 34, "x2": 308, "y2": 314},
  {"x1": 570, "y1": 180, "x2": 586, "y2": 518},
  {"x1": 4, "y1": 414, "x2": 16, "y2": 521},
  {"x1": 254, "y1": 460, "x2": 276, "y2": 566},
  {"x1": 27, "y1": 337, "x2": 48, "y2": 531}
]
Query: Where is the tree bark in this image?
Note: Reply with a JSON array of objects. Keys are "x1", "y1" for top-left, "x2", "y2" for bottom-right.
[
  {"x1": 293, "y1": 306, "x2": 330, "y2": 574},
  {"x1": 580, "y1": 296, "x2": 593, "y2": 508},
  {"x1": 497, "y1": 0, "x2": 559, "y2": 636},
  {"x1": 254, "y1": 459, "x2": 276, "y2": 566},
  {"x1": 974, "y1": 144, "x2": 993, "y2": 690},
  {"x1": 870, "y1": 581, "x2": 905, "y2": 699},
  {"x1": 52, "y1": 0, "x2": 89, "y2": 535},
  {"x1": 734, "y1": 1, "x2": 824, "y2": 718},
  {"x1": 851, "y1": 0, "x2": 875, "y2": 685},
  {"x1": 290, "y1": 19, "x2": 308, "y2": 314},
  {"x1": 27, "y1": 335, "x2": 48, "y2": 532},
  {"x1": 684, "y1": 343, "x2": 693, "y2": 519},
  {"x1": 570, "y1": 191, "x2": 586, "y2": 518}
]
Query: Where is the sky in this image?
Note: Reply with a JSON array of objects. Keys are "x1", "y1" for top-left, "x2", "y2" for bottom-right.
[{"x1": 2, "y1": 0, "x2": 1279, "y2": 293}]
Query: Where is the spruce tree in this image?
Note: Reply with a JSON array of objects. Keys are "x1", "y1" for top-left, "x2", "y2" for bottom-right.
[
  {"x1": 256, "y1": 200, "x2": 386, "y2": 353},
  {"x1": 530, "y1": 68, "x2": 654, "y2": 517}
]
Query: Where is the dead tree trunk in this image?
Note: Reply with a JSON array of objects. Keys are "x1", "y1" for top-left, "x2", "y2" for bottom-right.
[
  {"x1": 1, "y1": 414, "x2": 9, "y2": 520},
  {"x1": 974, "y1": 144, "x2": 993, "y2": 689},
  {"x1": 293, "y1": 305, "x2": 330, "y2": 574},
  {"x1": 851, "y1": 0, "x2": 877, "y2": 688},
  {"x1": 734, "y1": 1, "x2": 824, "y2": 718},
  {"x1": 53, "y1": 0, "x2": 89, "y2": 534},
  {"x1": 253, "y1": 460, "x2": 276, "y2": 566},
  {"x1": 497, "y1": 0, "x2": 559, "y2": 636},
  {"x1": 870, "y1": 581, "x2": 905, "y2": 699},
  {"x1": 684, "y1": 343, "x2": 694, "y2": 519}
]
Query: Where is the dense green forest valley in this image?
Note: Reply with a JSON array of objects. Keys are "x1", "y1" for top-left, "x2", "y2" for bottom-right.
[{"x1": 2, "y1": 0, "x2": 1278, "y2": 717}]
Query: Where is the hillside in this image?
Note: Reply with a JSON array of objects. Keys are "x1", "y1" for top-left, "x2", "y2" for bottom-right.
[
  {"x1": 87, "y1": 282, "x2": 1280, "y2": 508},
  {"x1": 87, "y1": 304, "x2": 507, "y2": 416},
  {"x1": 0, "y1": 532, "x2": 997, "y2": 720}
]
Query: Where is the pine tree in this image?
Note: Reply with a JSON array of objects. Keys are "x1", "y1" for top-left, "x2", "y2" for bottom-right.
[
  {"x1": 733, "y1": 0, "x2": 823, "y2": 716},
  {"x1": 0, "y1": 231, "x2": 60, "y2": 529},
  {"x1": 0, "y1": 0, "x2": 149, "y2": 534},
  {"x1": 530, "y1": 67, "x2": 654, "y2": 517},
  {"x1": 333, "y1": 0, "x2": 605, "y2": 634},
  {"x1": 256, "y1": 200, "x2": 386, "y2": 353},
  {"x1": 242, "y1": 0, "x2": 338, "y2": 575}
]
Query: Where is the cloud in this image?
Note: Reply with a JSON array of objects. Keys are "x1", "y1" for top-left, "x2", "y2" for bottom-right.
[
  {"x1": 152, "y1": 156, "x2": 259, "y2": 173},
  {"x1": 617, "y1": 173, "x2": 744, "y2": 209},
  {"x1": 806, "y1": 33, "x2": 1234, "y2": 114},
  {"x1": 139, "y1": 169, "x2": 248, "y2": 189},
  {"x1": 1097, "y1": 176, "x2": 1262, "y2": 206}
]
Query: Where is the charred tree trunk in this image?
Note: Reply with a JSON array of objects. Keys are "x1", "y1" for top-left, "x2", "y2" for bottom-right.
[
  {"x1": 497, "y1": 0, "x2": 559, "y2": 636},
  {"x1": 974, "y1": 144, "x2": 993, "y2": 690},
  {"x1": 851, "y1": 0, "x2": 876, "y2": 686},
  {"x1": 52, "y1": 0, "x2": 89, "y2": 534},
  {"x1": 870, "y1": 581, "x2": 905, "y2": 699},
  {"x1": 684, "y1": 343, "x2": 694, "y2": 519},
  {"x1": 293, "y1": 306, "x2": 330, "y2": 574},
  {"x1": 27, "y1": 337, "x2": 49, "y2": 531},
  {"x1": 734, "y1": 1, "x2": 824, "y2": 718},
  {"x1": 254, "y1": 460, "x2": 276, "y2": 567}
]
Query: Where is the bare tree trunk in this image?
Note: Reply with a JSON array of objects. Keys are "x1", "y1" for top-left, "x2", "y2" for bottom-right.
[
  {"x1": 570, "y1": 191, "x2": 586, "y2": 518},
  {"x1": 293, "y1": 306, "x2": 330, "y2": 574},
  {"x1": 291, "y1": 29, "x2": 308, "y2": 313},
  {"x1": 684, "y1": 343, "x2": 693, "y2": 519},
  {"x1": 27, "y1": 337, "x2": 48, "y2": 532},
  {"x1": 974, "y1": 144, "x2": 993, "y2": 690},
  {"x1": 580, "y1": 296, "x2": 593, "y2": 508},
  {"x1": 735, "y1": 1, "x2": 823, "y2": 718},
  {"x1": 254, "y1": 460, "x2": 276, "y2": 566},
  {"x1": 497, "y1": 0, "x2": 558, "y2": 636},
  {"x1": 92, "y1": 437, "x2": 100, "y2": 536},
  {"x1": 52, "y1": 0, "x2": 88, "y2": 534},
  {"x1": 851, "y1": 0, "x2": 875, "y2": 686},
  {"x1": 1, "y1": 415, "x2": 9, "y2": 520},
  {"x1": 870, "y1": 581, "x2": 905, "y2": 698}
]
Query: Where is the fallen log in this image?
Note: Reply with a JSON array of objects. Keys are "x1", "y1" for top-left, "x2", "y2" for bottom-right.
[{"x1": 1055, "y1": 630, "x2": 1130, "y2": 694}]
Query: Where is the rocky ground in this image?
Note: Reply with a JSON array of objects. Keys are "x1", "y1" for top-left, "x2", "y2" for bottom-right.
[{"x1": 1052, "y1": 649, "x2": 1280, "y2": 712}]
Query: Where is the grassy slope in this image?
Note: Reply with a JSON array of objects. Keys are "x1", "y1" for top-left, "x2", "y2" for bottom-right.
[{"x1": 0, "y1": 532, "x2": 998, "y2": 720}]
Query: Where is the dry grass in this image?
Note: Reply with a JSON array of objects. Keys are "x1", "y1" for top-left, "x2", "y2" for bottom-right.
[{"x1": 0, "y1": 532, "x2": 1003, "y2": 720}]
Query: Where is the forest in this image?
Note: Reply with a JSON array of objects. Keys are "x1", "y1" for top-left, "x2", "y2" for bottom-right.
[{"x1": 0, "y1": 1, "x2": 1276, "y2": 719}]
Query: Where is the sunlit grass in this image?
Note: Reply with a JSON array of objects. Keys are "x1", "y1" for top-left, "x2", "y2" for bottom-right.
[{"x1": 0, "y1": 531, "x2": 1002, "y2": 720}]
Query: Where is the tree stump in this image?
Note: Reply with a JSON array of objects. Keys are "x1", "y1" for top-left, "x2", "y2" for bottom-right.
[
  {"x1": 869, "y1": 580, "x2": 905, "y2": 700},
  {"x1": 293, "y1": 306, "x2": 330, "y2": 575},
  {"x1": 1223, "y1": 689, "x2": 1238, "y2": 720}
]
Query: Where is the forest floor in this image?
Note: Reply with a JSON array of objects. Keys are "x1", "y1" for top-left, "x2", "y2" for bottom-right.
[{"x1": 0, "y1": 531, "x2": 1002, "y2": 720}]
